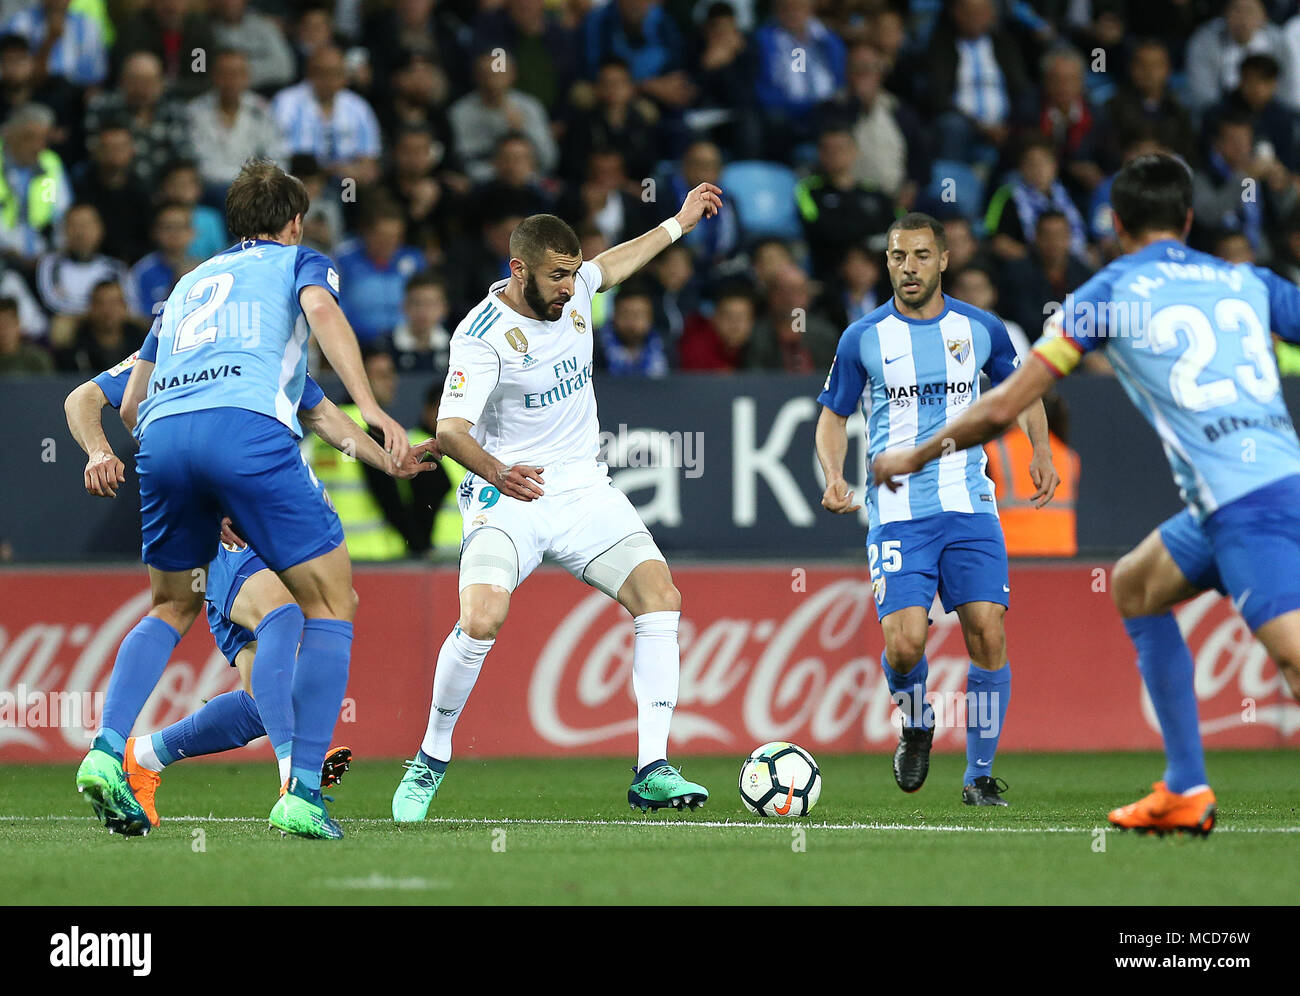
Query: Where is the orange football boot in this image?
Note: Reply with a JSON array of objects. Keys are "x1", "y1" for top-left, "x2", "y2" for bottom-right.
[
  {"x1": 1108, "y1": 781, "x2": 1216, "y2": 837},
  {"x1": 123, "y1": 737, "x2": 162, "y2": 828},
  {"x1": 279, "y1": 745, "x2": 353, "y2": 796}
]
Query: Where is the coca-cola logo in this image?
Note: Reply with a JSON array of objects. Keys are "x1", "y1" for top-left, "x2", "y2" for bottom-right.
[
  {"x1": 0, "y1": 591, "x2": 239, "y2": 752},
  {"x1": 528, "y1": 581, "x2": 984, "y2": 750}
]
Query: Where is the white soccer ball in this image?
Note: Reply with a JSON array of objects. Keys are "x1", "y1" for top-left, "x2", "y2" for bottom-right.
[{"x1": 738, "y1": 741, "x2": 822, "y2": 817}]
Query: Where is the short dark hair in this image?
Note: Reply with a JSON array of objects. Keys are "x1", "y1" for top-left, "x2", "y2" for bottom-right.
[
  {"x1": 225, "y1": 157, "x2": 311, "y2": 240},
  {"x1": 1109, "y1": 152, "x2": 1193, "y2": 238},
  {"x1": 159, "y1": 158, "x2": 199, "y2": 183},
  {"x1": 404, "y1": 271, "x2": 446, "y2": 297},
  {"x1": 886, "y1": 212, "x2": 947, "y2": 251},
  {"x1": 714, "y1": 280, "x2": 757, "y2": 310},
  {"x1": 1035, "y1": 209, "x2": 1070, "y2": 230},
  {"x1": 509, "y1": 214, "x2": 581, "y2": 268},
  {"x1": 614, "y1": 277, "x2": 656, "y2": 304},
  {"x1": 90, "y1": 279, "x2": 123, "y2": 297},
  {"x1": 153, "y1": 200, "x2": 191, "y2": 223},
  {"x1": 288, "y1": 153, "x2": 323, "y2": 180},
  {"x1": 0, "y1": 33, "x2": 29, "y2": 57},
  {"x1": 1241, "y1": 53, "x2": 1281, "y2": 81},
  {"x1": 0, "y1": 295, "x2": 20, "y2": 316}
]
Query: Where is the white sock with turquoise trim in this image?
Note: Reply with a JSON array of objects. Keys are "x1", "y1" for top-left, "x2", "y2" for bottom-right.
[
  {"x1": 633, "y1": 611, "x2": 681, "y2": 772},
  {"x1": 420, "y1": 625, "x2": 494, "y2": 761}
]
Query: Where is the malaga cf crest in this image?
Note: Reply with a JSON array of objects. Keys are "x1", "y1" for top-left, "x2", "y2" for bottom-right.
[
  {"x1": 871, "y1": 575, "x2": 886, "y2": 605},
  {"x1": 947, "y1": 337, "x2": 971, "y2": 364},
  {"x1": 505, "y1": 327, "x2": 529, "y2": 353},
  {"x1": 570, "y1": 309, "x2": 587, "y2": 333}
]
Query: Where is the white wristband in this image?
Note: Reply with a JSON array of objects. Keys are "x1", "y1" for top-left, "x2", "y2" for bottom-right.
[{"x1": 659, "y1": 217, "x2": 683, "y2": 243}]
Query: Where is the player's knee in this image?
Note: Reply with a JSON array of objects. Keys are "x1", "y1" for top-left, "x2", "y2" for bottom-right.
[
  {"x1": 966, "y1": 623, "x2": 1006, "y2": 667},
  {"x1": 885, "y1": 632, "x2": 927, "y2": 671},
  {"x1": 1110, "y1": 555, "x2": 1146, "y2": 618},
  {"x1": 150, "y1": 591, "x2": 203, "y2": 634},
  {"x1": 460, "y1": 600, "x2": 507, "y2": 640},
  {"x1": 342, "y1": 586, "x2": 360, "y2": 621},
  {"x1": 642, "y1": 580, "x2": 681, "y2": 614}
]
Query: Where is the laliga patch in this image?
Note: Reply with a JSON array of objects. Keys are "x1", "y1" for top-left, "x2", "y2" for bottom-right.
[
  {"x1": 327, "y1": 267, "x2": 340, "y2": 293},
  {"x1": 872, "y1": 575, "x2": 886, "y2": 605},
  {"x1": 447, "y1": 369, "x2": 467, "y2": 398},
  {"x1": 108, "y1": 351, "x2": 140, "y2": 376}
]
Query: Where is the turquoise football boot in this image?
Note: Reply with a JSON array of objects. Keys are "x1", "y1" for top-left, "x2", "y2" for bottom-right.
[
  {"x1": 392, "y1": 757, "x2": 445, "y2": 822},
  {"x1": 76, "y1": 744, "x2": 152, "y2": 837},
  {"x1": 628, "y1": 760, "x2": 709, "y2": 812}
]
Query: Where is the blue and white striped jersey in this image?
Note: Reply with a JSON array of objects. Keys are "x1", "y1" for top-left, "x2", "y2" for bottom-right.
[
  {"x1": 136, "y1": 238, "x2": 339, "y2": 439},
  {"x1": 819, "y1": 295, "x2": 1020, "y2": 529},
  {"x1": 1035, "y1": 239, "x2": 1300, "y2": 521}
]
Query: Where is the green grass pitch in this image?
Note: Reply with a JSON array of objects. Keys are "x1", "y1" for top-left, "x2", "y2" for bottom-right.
[{"x1": 2, "y1": 751, "x2": 1297, "y2": 905}]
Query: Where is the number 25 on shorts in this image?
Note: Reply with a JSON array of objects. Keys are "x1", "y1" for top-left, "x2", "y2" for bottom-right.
[{"x1": 868, "y1": 540, "x2": 903, "y2": 578}]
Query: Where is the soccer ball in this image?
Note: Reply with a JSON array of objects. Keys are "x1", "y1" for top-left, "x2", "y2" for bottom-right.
[{"x1": 738, "y1": 742, "x2": 822, "y2": 817}]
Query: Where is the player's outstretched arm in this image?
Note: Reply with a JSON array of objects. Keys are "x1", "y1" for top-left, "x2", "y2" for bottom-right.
[
  {"x1": 872, "y1": 358, "x2": 1058, "y2": 490},
  {"x1": 1014, "y1": 399, "x2": 1060, "y2": 508},
  {"x1": 64, "y1": 379, "x2": 125, "y2": 498},
  {"x1": 300, "y1": 397, "x2": 441, "y2": 479},
  {"x1": 436, "y1": 416, "x2": 545, "y2": 502},
  {"x1": 591, "y1": 182, "x2": 723, "y2": 291},
  {"x1": 815, "y1": 406, "x2": 862, "y2": 514},
  {"x1": 300, "y1": 285, "x2": 411, "y2": 468}
]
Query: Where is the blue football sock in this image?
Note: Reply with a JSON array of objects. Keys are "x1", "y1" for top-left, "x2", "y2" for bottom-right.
[
  {"x1": 880, "y1": 652, "x2": 932, "y2": 729},
  {"x1": 1124, "y1": 614, "x2": 1208, "y2": 793},
  {"x1": 100, "y1": 616, "x2": 182, "y2": 756},
  {"x1": 290, "y1": 619, "x2": 353, "y2": 792},
  {"x1": 416, "y1": 748, "x2": 448, "y2": 773},
  {"x1": 965, "y1": 662, "x2": 1011, "y2": 784},
  {"x1": 250, "y1": 604, "x2": 305, "y2": 768},
  {"x1": 154, "y1": 691, "x2": 265, "y2": 765}
]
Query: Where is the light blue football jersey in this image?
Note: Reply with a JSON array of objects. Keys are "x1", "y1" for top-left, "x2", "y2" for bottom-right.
[
  {"x1": 136, "y1": 239, "x2": 339, "y2": 438},
  {"x1": 1035, "y1": 239, "x2": 1300, "y2": 521},
  {"x1": 819, "y1": 295, "x2": 1021, "y2": 529}
]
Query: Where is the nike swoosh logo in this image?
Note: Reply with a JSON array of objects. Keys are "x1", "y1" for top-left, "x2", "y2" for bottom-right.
[
  {"x1": 1232, "y1": 588, "x2": 1253, "y2": 614},
  {"x1": 884, "y1": 354, "x2": 906, "y2": 364},
  {"x1": 773, "y1": 782, "x2": 796, "y2": 815},
  {"x1": 1003, "y1": 585, "x2": 1011, "y2": 593}
]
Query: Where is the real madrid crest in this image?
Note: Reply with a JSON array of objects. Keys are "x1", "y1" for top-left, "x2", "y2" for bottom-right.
[
  {"x1": 570, "y1": 309, "x2": 587, "y2": 334},
  {"x1": 505, "y1": 327, "x2": 529, "y2": 353}
]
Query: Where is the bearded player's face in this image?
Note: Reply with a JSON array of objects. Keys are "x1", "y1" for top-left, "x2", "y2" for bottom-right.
[
  {"x1": 886, "y1": 227, "x2": 948, "y2": 311},
  {"x1": 521, "y1": 250, "x2": 580, "y2": 322}
]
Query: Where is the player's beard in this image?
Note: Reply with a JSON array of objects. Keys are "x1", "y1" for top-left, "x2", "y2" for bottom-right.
[
  {"x1": 895, "y1": 270, "x2": 940, "y2": 310},
  {"x1": 524, "y1": 272, "x2": 567, "y2": 322}
]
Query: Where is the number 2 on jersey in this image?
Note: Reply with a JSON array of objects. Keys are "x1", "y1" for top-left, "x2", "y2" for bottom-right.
[{"x1": 171, "y1": 273, "x2": 236, "y2": 355}]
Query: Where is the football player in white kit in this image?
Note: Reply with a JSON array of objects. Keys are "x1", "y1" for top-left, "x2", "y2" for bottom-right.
[{"x1": 392, "y1": 185, "x2": 723, "y2": 818}]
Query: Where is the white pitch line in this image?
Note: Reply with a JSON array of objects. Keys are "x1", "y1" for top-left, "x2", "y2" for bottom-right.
[{"x1": 2, "y1": 815, "x2": 1298, "y2": 833}]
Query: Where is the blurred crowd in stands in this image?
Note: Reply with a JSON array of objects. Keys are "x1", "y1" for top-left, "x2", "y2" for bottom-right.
[{"x1": 6, "y1": 0, "x2": 1300, "y2": 381}]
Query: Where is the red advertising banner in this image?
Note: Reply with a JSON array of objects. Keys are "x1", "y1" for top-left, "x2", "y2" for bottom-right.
[{"x1": 1, "y1": 565, "x2": 1296, "y2": 762}]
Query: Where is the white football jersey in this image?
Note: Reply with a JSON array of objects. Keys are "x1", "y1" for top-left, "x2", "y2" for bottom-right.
[{"x1": 439, "y1": 260, "x2": 603, "y2": 484}]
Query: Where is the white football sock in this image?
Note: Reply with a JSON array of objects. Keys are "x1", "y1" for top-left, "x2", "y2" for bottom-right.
[
  {"x1": 633, "y1": 611, "x2": 681, "y2": 771},
  {"x1": 420, "y1": 626, "x2": 495, "y2": 761},
  {"x1": 278, "y1": 755, "x2": 292, "y2": 785},
  {"x1": 132, "y1": 733, "x2": 164, "y2": 773}
]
